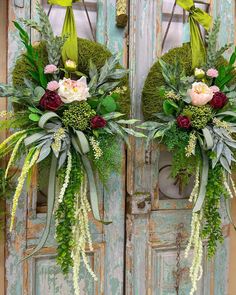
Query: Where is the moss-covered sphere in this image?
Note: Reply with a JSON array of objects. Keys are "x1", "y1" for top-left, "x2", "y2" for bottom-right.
[
  {"x1": 12, "y1": 38, "x2": 130, "y2": 115},
  {"x1": 142, "y1": 43, "x2": 235, "y2": 120}
]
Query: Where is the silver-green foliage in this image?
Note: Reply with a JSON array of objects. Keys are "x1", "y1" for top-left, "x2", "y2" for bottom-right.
[
  {"x1": 20, "y1": 2, "x2": 67, "y2": 66},
  {"x1": 206, "y1": 18, "x2": 232, "y2": 68}
]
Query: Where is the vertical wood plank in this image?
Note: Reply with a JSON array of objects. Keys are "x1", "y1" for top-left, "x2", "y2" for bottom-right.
[
  {"x1": 211, "y1": 0, "x2": 235, "y2": 55},
  {"x1": 229, "y1": 199, "x2": 236, "y2": 295},
  {"x1": 97, "y1": 1, "x2": 127, "y2": 293},
  {"x1": 0, "y1": 1, "x2": 8, "y2": 294},
  {"x1": 127, "y1": 0, "x2": 161, "y2": 199},
  {"x1": 6, "y1": 1, "x2": 31, "y2": 294},
  {"x1": 211, "y1": 1, "x2": 236, "y2": 294}
]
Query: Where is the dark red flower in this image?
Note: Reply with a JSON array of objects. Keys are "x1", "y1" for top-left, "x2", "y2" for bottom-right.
[
  {"x1": 177, "y1": 115, "x2": 191, "y2": 129},
  {"x1": 210, "y1": 92, "x2": 228, "y2": 109},
  {"x1": 91, "y1": 115, "x2": 107, "y2": 129},
  {"x1": 39, "y1": 90, "x2": 62, "y2": 111}
]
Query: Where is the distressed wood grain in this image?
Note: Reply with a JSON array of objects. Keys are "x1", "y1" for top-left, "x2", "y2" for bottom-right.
[
  {"x1": 6, "y1": 2, "x2": 32, "y2": 294},
  {"x1": 0, "y1": 1, "x2": 8, "y2": 294}
]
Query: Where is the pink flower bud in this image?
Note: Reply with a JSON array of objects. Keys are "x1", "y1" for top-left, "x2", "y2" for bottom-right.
[
  {"x1": 206, "y1": 68, "x2": 218, "y2": 78},
  {"x1": 47, "y1": 81, "x2": 59, "y2": 91},
  {"x1": 210, "y1": 85, "x2": 220, "y2": 93},
  {"x1": 44, "y1": 64, "x2": 58, "y2": 74}
]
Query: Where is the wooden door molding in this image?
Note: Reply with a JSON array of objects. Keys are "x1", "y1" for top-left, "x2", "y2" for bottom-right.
[{"x1": 0, "y1": 0, "x2": 8, "y2": 294}]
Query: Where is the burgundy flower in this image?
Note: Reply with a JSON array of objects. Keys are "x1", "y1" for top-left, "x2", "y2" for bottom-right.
[
  {"x1": 210, "y1": 92, "x2": 228, "y2": 109},
  {"x1": 177, "y1": 115, "x2": 191, "y2": 129},
  {"x1": 91, "y1": 115, "x2": 107, "y2": 129},
  {"x1": 39, "y1": 90, "x2": 62, "y2": 111}
]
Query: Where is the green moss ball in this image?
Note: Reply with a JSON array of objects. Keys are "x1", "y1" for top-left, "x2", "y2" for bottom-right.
[
  {"x1": 12, "y1": 38, "x2": 130, "y2": 115},
  {"x1": 142, "y1": 43, "x2": 236, "y2": 120}
]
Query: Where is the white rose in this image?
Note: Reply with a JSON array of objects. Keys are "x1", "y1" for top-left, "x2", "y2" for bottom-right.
[{"x1": 58, "y1": 77, "x2": 90, "y2": 103}]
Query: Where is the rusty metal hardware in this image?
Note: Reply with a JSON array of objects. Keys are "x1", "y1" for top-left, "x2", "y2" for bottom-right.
[
  {"x1": 145, "y1": 148, "x2": 152, "y2": 165},
  {"x1": 129, "y1": 193, "x2": 151, "y2": 215},
  {"x1": 14, "y1": 0, "x2": 24, "y2": 8},
  {"x1": 116, "y1": 0, "x2": 128, "y2": 28}
]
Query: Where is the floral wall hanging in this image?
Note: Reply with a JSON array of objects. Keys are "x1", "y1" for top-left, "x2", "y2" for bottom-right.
[
  {"x1": 140, "y1": 1, "x2": 236, "y2": 294},
  {"x1": 0, "y1": 2, "x2": 143, "y2": 294}
]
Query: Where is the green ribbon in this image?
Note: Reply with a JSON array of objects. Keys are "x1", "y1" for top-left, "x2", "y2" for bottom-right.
[
  {"x1": 21, "y1": 154, "x2": 58, "y2": 261},
  {"x1": 48, "y1": 0, "x2": 79, "y2": 65},
  {"x1": 176, "y1": 0, "x2": 212, "y2": 68}
]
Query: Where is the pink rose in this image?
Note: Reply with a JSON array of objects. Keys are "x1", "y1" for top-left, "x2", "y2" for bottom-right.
[
  {"x1": 206, "y1": 68, "x2": 219, "y2": 78},
  {"x1": 47, "y1": 81, "x2": 59, "y2": 91},
  {"x1": 44, "y1": 64, "x2": 58, "y2": 74},
  {"x1": 210, "y1": 85, "x2": 220, "y2": 93},
  {"x1": 188, "y1": 82, "x2": 214, "y2": 106}
]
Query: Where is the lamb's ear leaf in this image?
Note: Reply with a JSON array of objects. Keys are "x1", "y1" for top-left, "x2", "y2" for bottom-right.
[
  {"x1": 121, "y1": 127, "x2": 146, "y2": 138},
  {"x1": 21, "y1": 154, "x2": 57, "y2": 262}
]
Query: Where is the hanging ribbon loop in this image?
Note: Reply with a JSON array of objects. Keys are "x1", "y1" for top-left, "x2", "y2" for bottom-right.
[
  {"x1": 176, "y1": 0, "x2": 212, "y2": 68},
  {"x1": 48, "y1": 0, "x2": 79, "y2": 66}
]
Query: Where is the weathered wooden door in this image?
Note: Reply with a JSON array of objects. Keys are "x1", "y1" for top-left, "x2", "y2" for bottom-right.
[
  {"x1": 126, "y1": 0, "x2": 236, "y2": 294},
  {"x1": 6, "y1": 0, "x2": 127, "y2": 294},
  {"x1": 4, "y1": 0, "x2": 236, "y2": 294}
]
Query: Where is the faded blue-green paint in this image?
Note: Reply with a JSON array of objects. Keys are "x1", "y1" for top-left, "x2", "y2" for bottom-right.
[
  {"x1": 6, "y1": 4, "x2": 32, "y2": 295},
  {"x1": 212, "y1": 0, "x2": 235, "y2": 55}
]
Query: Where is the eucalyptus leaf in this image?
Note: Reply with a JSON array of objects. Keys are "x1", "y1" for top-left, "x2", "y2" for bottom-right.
[
  {"x1": 137, "y1": 121, "x2": 163, "y2": 130},
  {"x1": 223, "y1": 145, "x2": 233, "y2": 166},
  {"x1": 37, "y1": 143, "x2": 51, "y2": 163},
  {"x1": 216, "y1": 141, "x2": 224, "y2": 161},
  {"x1": 153, "y1": 130, "x2": 165, "y2": 139},
  {"x1": 216, "y1": 111, "x2": 236, "y2": 119},
  {"x1": 107, "y1": 69, "x2": 129, "y2": 80},
  {"x1": 220, "y1": 156, "x2": 231, "y2": 174},
  {"x1": 103, "y1": 127, "x2": 114, "y2": 134},
  {"x1": 121, "y1": 127, "x2": 146, "y2": 138},
  {"x1": 58, "y1": 149, "x2": 68, "y2": 170},
  {"x1": 98, "y1": 81, "x2": 120, "y2": 94},
  {"x1": 202, "y1": 127, "x2": 214, "y2": 150},
  {"x1": 117, "y1": 119, "x2": 139, "y2": 125},
  {"x1": 102, "y1": 112, "x2": 124, "y2": 120},
  {"x1": 34, "y1": 86, "x2": 45, "y2": 99}
]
